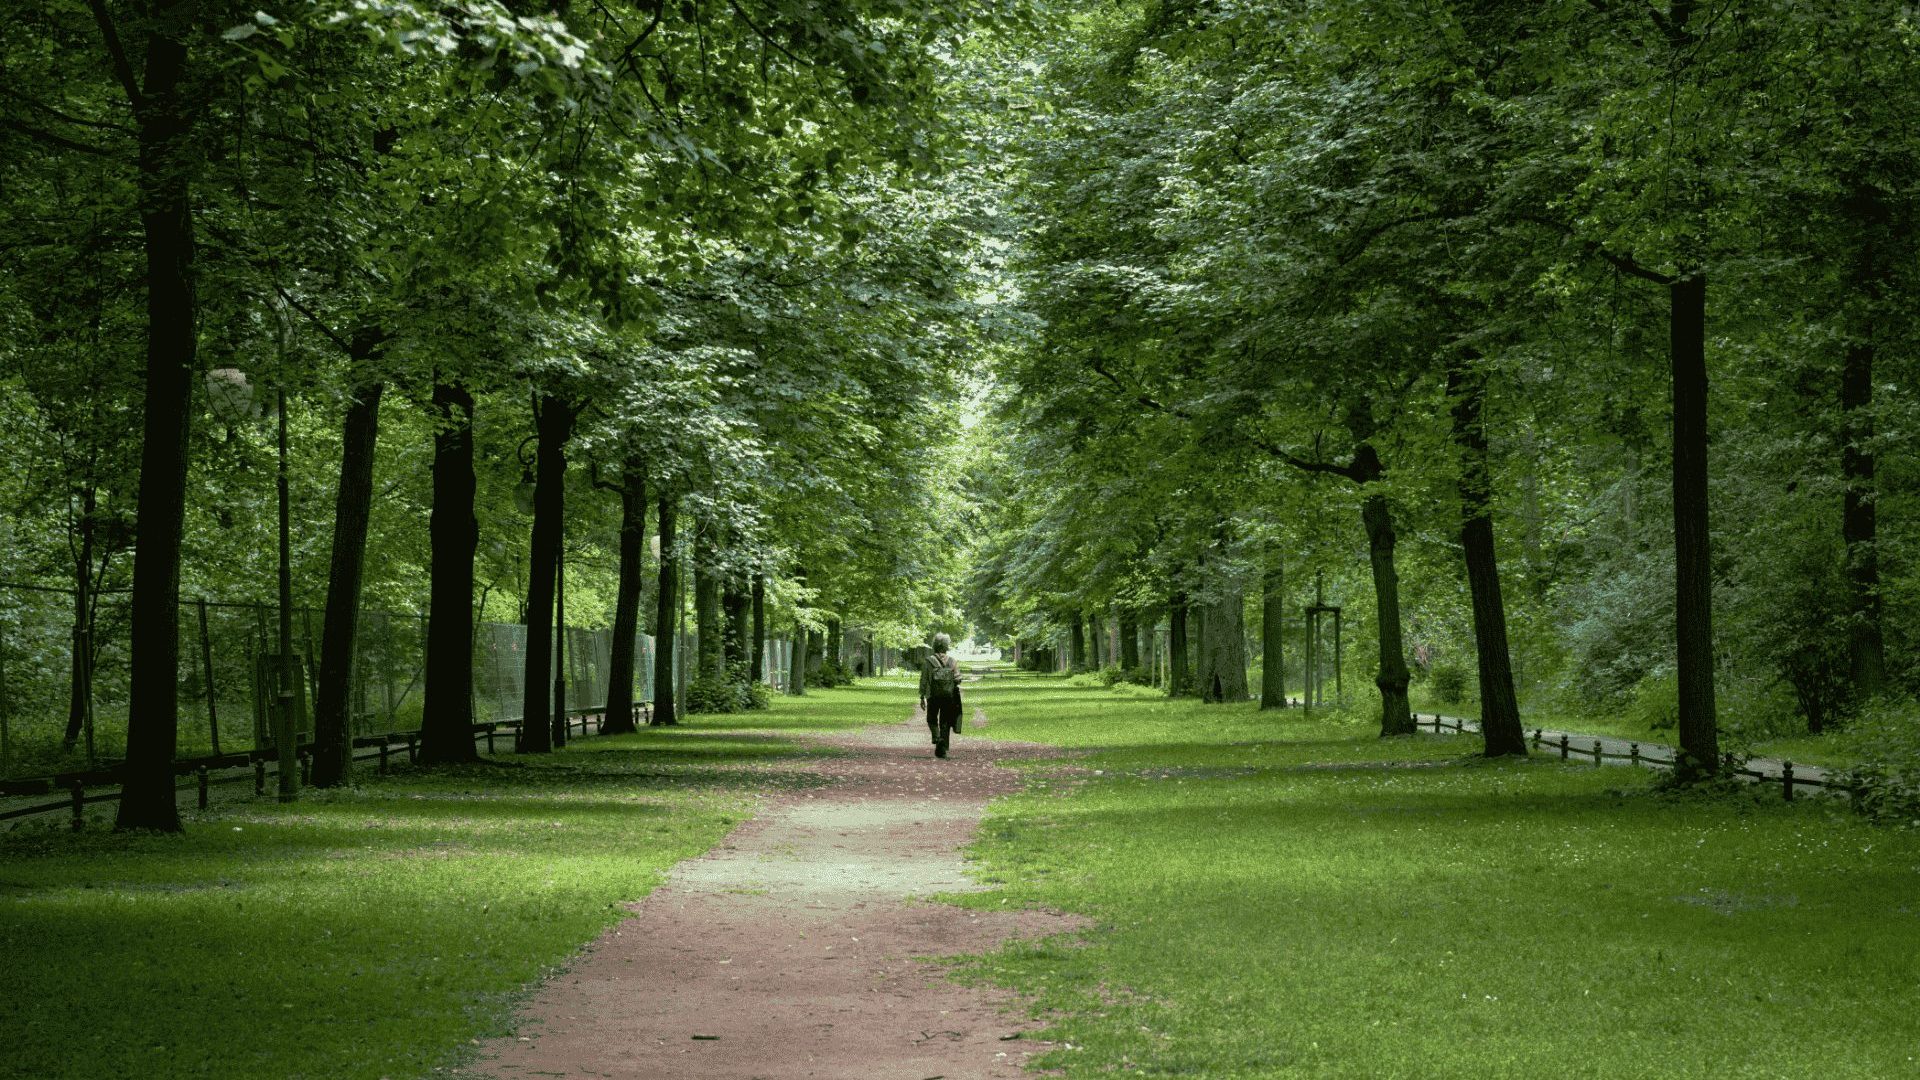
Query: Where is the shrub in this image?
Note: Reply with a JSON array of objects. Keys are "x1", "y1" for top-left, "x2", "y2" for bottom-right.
[
  {"x1": 1627, "y1": 674, "x2": 1680, "y2": 732},
  {"x1": 686, "y1": 663, "x2": 771, "y2": 714},
  {"x1": 1428, "y1": 663, "x2": 1468, "y2": 706},
  {"x1": 1838, "y1": 701, "x2": 1920, "y2": 826}
]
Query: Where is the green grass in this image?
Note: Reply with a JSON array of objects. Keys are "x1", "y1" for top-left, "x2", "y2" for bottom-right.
[
  {"x1": 954, "y1": 676, "x2": 1920, "y2": 1079},
  {"x1": 0, "y1": 688, "x2": 881, "y2": 1080}
]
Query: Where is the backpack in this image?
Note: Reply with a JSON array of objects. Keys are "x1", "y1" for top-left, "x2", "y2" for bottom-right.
[{"x1": 927, "y1": 654, "x2": 959, "y2": 698}]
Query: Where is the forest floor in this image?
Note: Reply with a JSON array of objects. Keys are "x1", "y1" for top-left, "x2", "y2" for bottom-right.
[{"x1": 468, "y1": 703, "x2": 1086, "y2": 1080}]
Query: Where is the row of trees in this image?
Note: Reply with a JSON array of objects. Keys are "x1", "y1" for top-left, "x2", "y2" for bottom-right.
[
  {"x1": 970, "y1": 0, "x2": 1918, "y2": 775},
  {"x1": 2, "y1": 0, "x2": 1010, "y2": 830}
]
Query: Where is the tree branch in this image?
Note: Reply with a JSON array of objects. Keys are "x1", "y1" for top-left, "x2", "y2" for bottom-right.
[
  {"x1": 85, "y1": 0, "x2": 145, "y2": 117},
  {"x1": 0, "y1": 117, "x2": 119, "y2": 158}
]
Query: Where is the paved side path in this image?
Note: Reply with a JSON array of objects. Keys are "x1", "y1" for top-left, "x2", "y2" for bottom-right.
[{"x1": 473, "y1": 711, "x2": 1082, "y2": 1080}]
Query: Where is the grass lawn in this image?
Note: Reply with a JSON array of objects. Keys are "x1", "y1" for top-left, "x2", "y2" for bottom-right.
[
  {"x1": 953, "y1": 676, "x2": 1920, "y2": 1079},
  {"x1": 0, "y1": 691, "x2": 867, "y2": 1080}
]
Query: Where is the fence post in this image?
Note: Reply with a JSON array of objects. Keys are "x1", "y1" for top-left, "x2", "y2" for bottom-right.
[
  {"x1": 1630, "y1": 743, "x2": 1640, "y2": 768},
  {"x1": 378, "y1": 741, "x2": 389, "y2": 775},
  {"x1": 1593, "y1": 740, "x2": 1603, "y2": 765},
  {"x1": 254, "y1": 759, "x2": 267, "y2": 796},
  {"x1": 1532, "y1": 728, "x2": 1542, "y2": 749},
  {"x1": 197, "y1": 599, "x2": 221, "y2": 757},
  {"x1": 1724, "y1": 751, "x2": 1737, "y2": 773},
  {"x1": 69, "y1": 781, "x2": 84, "y2": 831},
  {"x1": 1559, "y1": 734, "x2": 1569, "y2": 761},
  {"x1": 197, "y1": 766, "x2": 210, "y2": 809},
  {"x1": 1782, "y1": 761, "x2": 1795, "y2": 802},
  {"x1": 486, "y1": 726, "x2": 495, "y2": 754},
  {"x1": 406, "y1": 733, "x2": 418, "y2": 765}
]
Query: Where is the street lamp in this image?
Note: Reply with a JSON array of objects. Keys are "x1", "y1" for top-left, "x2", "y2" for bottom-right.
[{"x1": 207, "y1": 358, "x2": 298, "y2": 803}]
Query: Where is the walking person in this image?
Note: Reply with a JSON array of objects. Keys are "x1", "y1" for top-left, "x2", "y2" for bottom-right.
[{"x1": 920, "y1": 632, "x2": 963, "y2": 758}]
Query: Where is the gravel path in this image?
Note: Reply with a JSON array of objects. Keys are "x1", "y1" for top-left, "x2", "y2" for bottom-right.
[{"x1": 471, "y1": 706, "x2": 1083, "y2": 1080}]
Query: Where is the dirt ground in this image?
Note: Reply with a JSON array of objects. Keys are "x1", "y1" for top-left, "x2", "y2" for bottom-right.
[{"x1": 471, "y1": 706, "x2": 1085, "y2": 1080}]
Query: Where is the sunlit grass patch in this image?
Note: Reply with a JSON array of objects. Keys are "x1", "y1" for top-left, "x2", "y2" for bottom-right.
[{"x1": 951, "y1": 677, "x2": 1920, "y2": 1078}]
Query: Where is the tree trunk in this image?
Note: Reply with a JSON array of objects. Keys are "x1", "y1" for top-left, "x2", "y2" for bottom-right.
[
  {"x1": 650, "y1": 492, "x2": 679, "y2": 725},
  {"x1": 1118, "y1": 610, "x2": 1140, "y2": 671},
  {"x1": 693, "y1": 519, "x2": 722, "y2": 682},
  {"x1": 518, "y1": 395, "x2": 573, "y2": 754},
  {"x1": 1168, "y1": 593, "x2": 1190, "y2": 696},
  {"x1": 1260, "y1": 555, "x2": 1287, "y2": 710},
  {"x1": 1670, "y1": 275, "x2": 1719, "y2": 776},
  {"x1": 807, "y1": 629, "x2": 825, "y2": 678},
  {"x1": 418, "y1": 380, "x2": 479, "y2": 765},
  {"x1": 1068, "y1": 612, "x2": 1087, "y2": 672},
  {"x1": 723, "y1": 581, "x2": 748, "y2": 677},
  {"x1": 1354, "y1": 442, "x2": 1414, "y2": 736},
  {"x1": 116, "y1": 7, "x2": 197, "y2": 832},
  {"x1": 790, "y1": 618, "x2": 810, "y2": 695},
  {"x1": 312, "y1": 378, "x2": 385, "y2": 786},
  {"x1": 1446, "y1": 361, "x2": 1525, "y2": 756},
  {"x1": 825, "y1": 618, "x2": 843, "y2": 678},
  {"x1": 1196, "y1": 591, "x2": 1249, "y2": 703},
  {"x1": 750, "y1": 575, "x2": 766, "y2": 683},
  {"x1": 602, "y1": 457, "x2": 646, "y2": 736},
  {"x1": 64, "y1": 489, "x2": 95, "y2": 750},
  {"x1": 1089, "y1": 611, "x2": 1105, "y2": 668}
]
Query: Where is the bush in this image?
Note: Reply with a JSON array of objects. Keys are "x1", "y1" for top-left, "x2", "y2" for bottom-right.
[
  {"x1": 686, "y1": 664, "x2": 771, "y2": 714},
  {"x1": 1428, "y1": 663, "x2": 1469, "y2": 706},
  {"x1": 1838, "y1": 701, "x2": 1920, "y2": 826},
  {"x1": 812, "y1": 658, "x2": 853, "y2": 689},
  {"x1": 1627, "y1": 674, "x2": 1680, "y2": 732}
]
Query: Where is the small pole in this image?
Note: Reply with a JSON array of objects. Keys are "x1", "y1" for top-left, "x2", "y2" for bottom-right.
[
  {"x1": 1782, "y1": 762, "x2": 1795, "y2": 802},
  {"x1": 69, "y1": 781, "x2": 84, "y2": 831},
  {"x1": 378, "y1": 741, "x2": 389, "y2": 775},
  {"x1": 1532, "y1": 728, "x2": 1542, "y2": 749},
  {"x1": 197, "y1": 766, "x2": 210, "y2": 810},
  {"x1": 1593, "y1": 740, "x2": 1603, "y2": 766},
  {"x1": 254, "y1": 759, "x2": 267, "y2": 796},
  {"x1": 1559, "y1": 734, "x2": 1569, "y2": 761},
  {"x1": 1630, "y1": 743, "x2": 1640, "y2": 768},
  {"x1": 486, "y1": 726, "x2": 495, "y2": 754},
  {"x1": 1724, "y1": 751, "x2": 1737, "y2": 773},
  {"x1": 407, "y1": 733, "x2": 418, "y2": 765}
]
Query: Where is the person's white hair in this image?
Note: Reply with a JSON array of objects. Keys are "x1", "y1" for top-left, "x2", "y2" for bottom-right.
[{"x1": 932, "y1": 632, "x2": 952, "y2": 653}]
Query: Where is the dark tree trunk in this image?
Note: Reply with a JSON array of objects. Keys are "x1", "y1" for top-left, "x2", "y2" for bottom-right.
[
  {"x1": 750, "y1": 575, "x2": 766, "y2": 683},
  {"x1": 1068, "y1": 612, "x2": 1087, "y2": 672},
  {"x1": 1353, "y1": 442, "x2": 1414, "y2": 737},
  {"x1": 1118, "y1": 610, "x2": 1140, "y2": 671},
  {"x1": 790, "y1": 618, "x2": 810, "y2": 695},
  {"x1": 825, "y1": 618, "x2": 842, "y2": 677},
  {"x1": 806, "y1": 629, "x2": 824, "y2": 678},
  {"x1": 1447, "y1": 361, "x2": 1525, "y2": 756},
  {"x1": 1260, "y1": 555, "x2": 1287, "y2": 710},
  {"x1": 602, "y1": 457, "x2": 646, "y2": 736},
  {"x1": 312, "y1": 378, "x2": 385, "y2": 786},
  {"x1": 1089, "y1": 611, "x2": 1105, "y2": 668},
  {"x1": 116, "y1": 6, "x2": 196, "y2": 832},
  {"x1": 1842, "y1": 184, "x2": 1888, "y2": 704},
  {"x1": 650, "y1": 493, "x2": 679, "y2": 725},
  {"x1": 1196, "y1": 591, "x2": 1249, "y2": 703},
  {"x1": 723, "y1": 583, "x2": 748, "y2": 676},
  {"x1": 519, "y1": 396, "x2": 574, "y2": 754},
  {"x1": 63, "y1": 490, "x2": 95, "y2": 749},
  {"x1": 692, "y1": 518, "x2": 722, "y2": 682},
  {"x1": 1670, "y1": 275, "x2": 1719, "y2": 776},
  {"x1": 1168, "y1": 593, "x2": 1190, "y2": 696},
  {"x1": 418, "y1": 380, "x2": 479, "y2": 765}
]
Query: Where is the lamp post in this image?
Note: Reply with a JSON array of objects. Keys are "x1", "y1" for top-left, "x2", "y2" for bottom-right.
[{"x1": 206, "y1": 363, "x2": 297, "y2": 800}]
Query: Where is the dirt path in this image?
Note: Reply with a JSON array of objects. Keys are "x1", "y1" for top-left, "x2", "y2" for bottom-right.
[{"x1": 473, "y1": 706, "x2": 1082, "y2": 1080}]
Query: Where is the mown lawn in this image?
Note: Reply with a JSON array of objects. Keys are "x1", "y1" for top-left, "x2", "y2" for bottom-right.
[
  {"x1": 953, "y1": 676, "x2": 1920, "y2": 1079},
  {"x1": 0, "y1": 691, "x2": 870, "y2": 1080}
]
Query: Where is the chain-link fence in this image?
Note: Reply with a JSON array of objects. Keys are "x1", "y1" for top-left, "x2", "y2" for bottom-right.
[{"x1": 0, "y1": 584, "x2": 798, "y2": 780}]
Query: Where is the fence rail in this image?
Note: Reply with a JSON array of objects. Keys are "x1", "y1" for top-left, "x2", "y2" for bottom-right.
[
  {"x1": 1410, "y1": 713, "x2": 1850, "y2": 802},
  {"x1": 0, "y1": 707, "x2": 626, "y2": 829}
]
